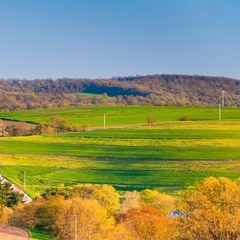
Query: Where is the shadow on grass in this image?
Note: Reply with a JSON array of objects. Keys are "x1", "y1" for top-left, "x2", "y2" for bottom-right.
[{"x1": 27, "y1": 228, "x2": 51, "y2": 240}]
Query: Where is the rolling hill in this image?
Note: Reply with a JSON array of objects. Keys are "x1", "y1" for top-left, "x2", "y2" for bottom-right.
[{"x1": 0, "y1": 74, "x2": 240, "y2": 111}]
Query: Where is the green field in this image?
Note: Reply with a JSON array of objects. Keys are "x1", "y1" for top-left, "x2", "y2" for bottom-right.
[
  {"x1": 28, "y1": 228, "x2": 51, "y2": 240},
  {"x1": 1, "y1": 106, "x2": 240, "y2": 126},
  {"x1": 0, "y1": 107, "x2": 240, "y2": 197}
]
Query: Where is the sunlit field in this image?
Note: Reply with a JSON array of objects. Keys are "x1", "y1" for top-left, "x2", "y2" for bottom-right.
[
  {"x1": 0, "y1": 116, "x2": 240, "y2": 197},
  {"x1": 1, "y1": 106, "x2": 240, "y2": 126}
]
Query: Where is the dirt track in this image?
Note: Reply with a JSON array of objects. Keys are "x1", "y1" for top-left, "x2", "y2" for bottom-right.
[{"x1": 0, "y1": 225, "x2": 30, "y2": 240}]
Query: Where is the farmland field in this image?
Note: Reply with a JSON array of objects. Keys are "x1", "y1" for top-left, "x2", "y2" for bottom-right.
[
  {"x1": 0, "y1": 106, "x2": 240, "y2": 197},
  {"x1": 1, "y1": 106, "x2": 240, "y2": 126}
]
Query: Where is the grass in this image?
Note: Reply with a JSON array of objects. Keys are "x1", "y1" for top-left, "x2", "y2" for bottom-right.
[
  {"x1": 77, "y1": 92, "x2": 104, "y2": 97},
  {"x1": 1, "y1": 106, "x2": 240, "y2": 196},
  {"x1": 1, "y1": 106, "x2": 240, "y2": 125},
  {"x1": 0, "y1": 155, "x2": 240, "y2": 196},
  {"x1": 28, "y1": 228, "x2": 51, "y2": 240},
  {"x1": 0, "y1": 116, "x2": 240, "y2": 196}
]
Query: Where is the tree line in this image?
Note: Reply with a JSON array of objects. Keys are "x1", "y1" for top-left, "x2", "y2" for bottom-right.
[
  {"x1": 0, "y1": 177, "x2": 240, "y2": 239},
  {"x1": 0, "y1": 117, "x2": 88, "y2": 137},
  {"x1": 1, "y1": 74, "x2": 240, "y2": 111}
]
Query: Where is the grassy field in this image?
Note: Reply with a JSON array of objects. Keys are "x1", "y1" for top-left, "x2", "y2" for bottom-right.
[
  {"x1": 0, "y1": 112, "x2": 240, "y2": 196},
  {"x1": 1, "y1": 106, "x2": 240, "y2": 126},
  {"x1": 28, "y1": 229, "x2": 51, "y2": 240}
]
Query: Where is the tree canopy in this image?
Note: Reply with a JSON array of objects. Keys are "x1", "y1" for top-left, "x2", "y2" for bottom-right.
[
  {"x1": 1, "y1": 74, "x2": 240, "y2": 111},
  {"x1": 0, "y1": 178, "x2": 23, "y2": 209},
  {"x1": 178, "y1": 177, "x2": 240, "y2": 240}
]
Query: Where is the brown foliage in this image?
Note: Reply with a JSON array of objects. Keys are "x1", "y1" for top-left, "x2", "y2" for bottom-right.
[
  {"x1": 12, "y1": 196, "x2": 45, "y2": 228},
  {"x1": 180, "y1": 116, "x2": 190, "y2": 121},
  {"x1": 1, "y1": 74, "x2": 240, "y2": 111}
]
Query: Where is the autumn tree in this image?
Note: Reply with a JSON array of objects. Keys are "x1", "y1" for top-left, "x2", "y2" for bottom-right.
[
  {"x1": 140, "y1": 189, "x2": 175, "y2": 214},
  {"x1": 120, "y1": 205, "x2": 175, "y2": 240},
  {"x1": 42, "y1": 184, "x2": 120, "y2": 216},
  {"x1": 121, "y1": 191, "x2": 141, "y2": 213},
  {"x1": 140, "y1": 189, "x2": 159, "y2": 205},
  {"x1": 0, "y1": 120, "x2": 6, "y2": 136},
  {"x1": 34, "y1": 195, "x2": 66, "y2": 235},
  {"x1": 12, "y1": 196, "x2": 45, "y2": 228},
  {"x1": 17, "y1": 121, "x2": 28, "y2": 135},
  {"x1": 43, "y1": 125, "x2": 54, "y2": 134},
  {"x1": 146, "y1": 115, "x2": 155, "y2": 124},
  {"x1": 29, "y1": 124, "x2": 44, "y2": 135},
  {"x1": 13, "y1": 188, "x2": 129, "y2": 240},
  {"x1": 31, "y1": 195, "x2": 117, "y2": 239},
  {"x1": 69, "y1": 184, "x2": 120, "y2": 216},
  {"x1": 0, "y1": 207, "x2": 13, "y2": 224},
  {"x1": 178, "y1": 177, "x2": 240, "y2": 240},
  {"x1": 56, "y1": 198, "x2": 115, "y2": 240},
  {"x1": 5, "y1": 121, "x2": 28, "y2": 136},
  {"x1": 49, "y1": 116, "x2": 68, "y2": 133}
]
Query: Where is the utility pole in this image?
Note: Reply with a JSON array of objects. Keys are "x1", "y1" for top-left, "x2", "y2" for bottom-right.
[
  {"x1": 219, "y1": 104, "x2": 221, "y2": 120},
  {"x1": 74, "y1": 214, "x2": 77, "y2": 240},
  {"x1": 24, "y1": 171, "x2": 26, "y2": 190},
  {"x1": 104, "y1": 114, "x2": 106, "y2": 129},
  {"x1": 222, "y1": 90, "x2": 225, "y2": 107}
]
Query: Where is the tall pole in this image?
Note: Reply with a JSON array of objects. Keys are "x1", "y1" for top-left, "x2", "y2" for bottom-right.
[
  {"x1": 219, "y1": 104, "x2": 221, "y2": 120},
  {"x1": 104, "y1": 114, "x2": 106, "y2": 129},
  {"x1": 222, "y1": 90, "x2": 225, "y2": 108},
  {"x1": 74, "y1": 214, "x2": 77, "y2": 240}
]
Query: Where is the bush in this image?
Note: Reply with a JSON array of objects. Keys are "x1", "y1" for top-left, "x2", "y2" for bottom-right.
[
  {"x1": 147, "y1": 115, "x2": 155, "y2": 124},
  {"x1": 180, "y1": 116, "x2": 190, "y2": 121}
]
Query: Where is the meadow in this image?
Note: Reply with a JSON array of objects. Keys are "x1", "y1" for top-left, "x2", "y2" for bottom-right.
[
  {"x1": 28, "y1": 229, "x2": 51, "y2": 240},
  {"x1": 1, "y1": 105, "x2": 240, "y2": 125},
  {"x1": 0, "y1": 106, "x2": 240, "y2": 197}
]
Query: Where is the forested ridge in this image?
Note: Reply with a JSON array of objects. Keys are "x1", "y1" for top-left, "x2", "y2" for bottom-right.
[{"x1": 1, "y1": 74, "x2": 240, "y2": 111}]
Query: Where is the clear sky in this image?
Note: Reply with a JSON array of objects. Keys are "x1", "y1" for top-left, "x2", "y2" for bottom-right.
[{"x1": 0, "y1": 0, "x2": 240, "y2": 80}]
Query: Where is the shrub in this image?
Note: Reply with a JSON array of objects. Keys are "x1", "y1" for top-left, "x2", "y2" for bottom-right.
[{"x1": 180, "y1": 116, "x2": 190, "y2": 121}]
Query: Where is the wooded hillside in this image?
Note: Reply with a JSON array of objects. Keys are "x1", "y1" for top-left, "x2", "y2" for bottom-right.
[{"x1": 1, "y1": 74, "x2": 240, "y2": 111}]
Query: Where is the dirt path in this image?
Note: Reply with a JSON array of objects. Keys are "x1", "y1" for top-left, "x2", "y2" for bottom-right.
[{"x1": 0, "y1": 225, "x2": 30, "y2": 240}]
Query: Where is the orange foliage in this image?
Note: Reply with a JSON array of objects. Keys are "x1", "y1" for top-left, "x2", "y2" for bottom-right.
[{"x1": 120, "y1": 205, "x2": 175, "y2": 240}]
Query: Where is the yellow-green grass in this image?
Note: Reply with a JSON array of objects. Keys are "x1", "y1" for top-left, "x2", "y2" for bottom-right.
[
  {"x1": 0, "y1": 155, "x2": 240, "y2": 197},
  {"x1": 0, "y1": 120, "x2": 240, "y2": 196},
  {"x1": 28, "y1": 228, "x2": 51, "y2": 240},
  {"x1": 1, "y1": 106, "x2": 240, "y2": 126}
]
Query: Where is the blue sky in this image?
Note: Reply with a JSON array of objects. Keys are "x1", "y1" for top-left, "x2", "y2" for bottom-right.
[{"x1": 0, "y1": 0, "x2": 240, "y2": 80}]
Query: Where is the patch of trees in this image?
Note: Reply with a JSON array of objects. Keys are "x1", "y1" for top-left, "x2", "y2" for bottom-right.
[
  {"x1": 178, "y1": 177, "x2": 240, "y2": 239},
  {"x1": 7, "y1": 184, "x2": 176, "y2": 239},
  {"x1": 0, "y1": 178, "x2": 23, "y2": 210},
  {"x1": 0, "y1": 116, "x2": 88, "y2": 137},
  {"x1": 0, "y1": 120, "x2": 7, "y2": 136},
  {"x1": 1, "y1": 74, "x2": 240, "y2": 111},
  {"x1": 1, "y1": 177, "x2": 240, "y2": 239},
  {"x1": 0, "y1": 120, "x2": 42, "y2": 137}
]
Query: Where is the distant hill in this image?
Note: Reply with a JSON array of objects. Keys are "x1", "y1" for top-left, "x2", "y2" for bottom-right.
[{"x1": 0, "y1": 74, "x2": 240, "y2": 111}]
